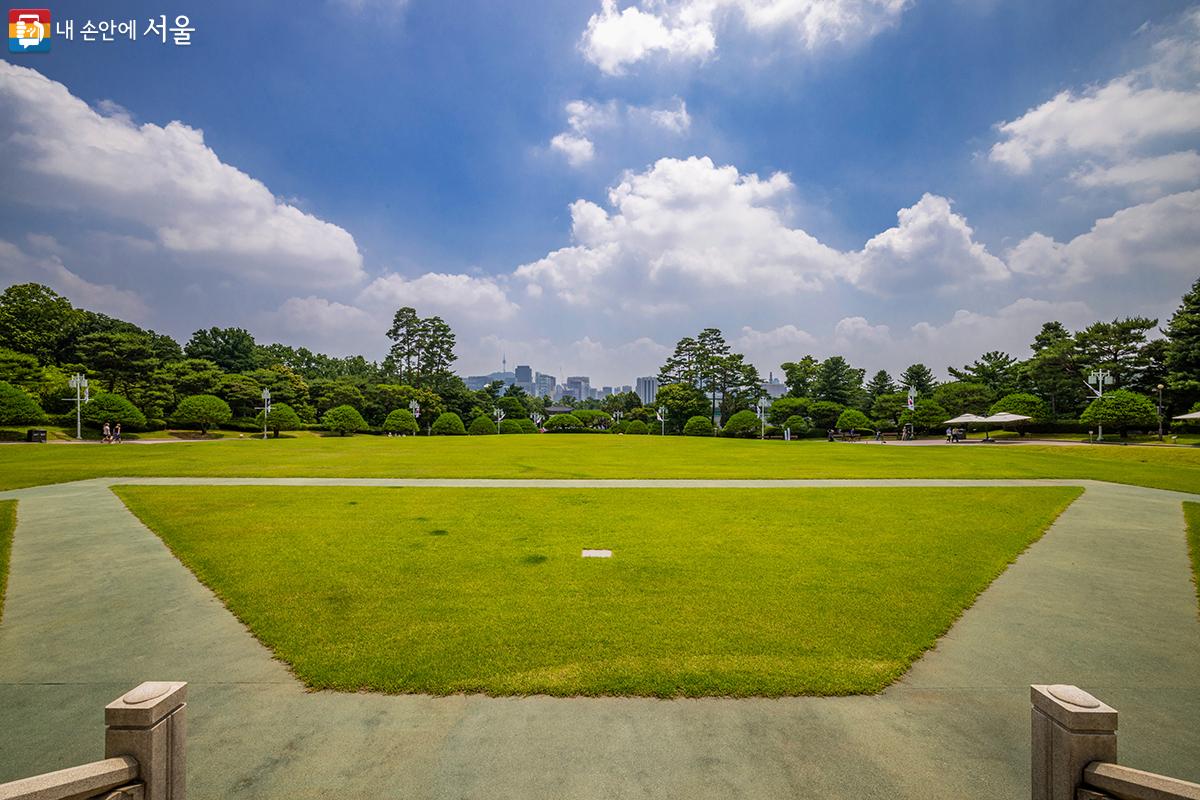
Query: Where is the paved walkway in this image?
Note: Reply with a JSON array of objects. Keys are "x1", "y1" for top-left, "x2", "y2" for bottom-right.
[{"x1": 1, "y1": 478, "x2": 1198, "y2": 799}]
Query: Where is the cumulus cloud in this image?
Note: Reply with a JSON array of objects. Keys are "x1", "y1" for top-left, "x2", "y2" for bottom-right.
[
  {"x1": 989, "y1": 9, "x2": 1200, "y2": 185},
  {"x1": 989, "y1": 80, "x2": 1200, "y2": 173},
  {"x1": 0, "y1": 238, "x2": 150, "y2": 322},
  {"x1": 580, "y1": 0, "x2": 909, "y2": 74},
  {"x1": 548, "y1": 98, "x2": 691, "y2": 167},
  {"x1": 580, "y1": 0, "x2": 716, "y2": 75},
  {"x1": 1007, "y1": 189, "x2": 1200, "y2": 284},
  {"x1": 1069, "y1": 151, "x2": 1200, "y2": 196},
  {"x1": 848, "y1": 193, "x2": 1008, "y2": 294},
  {"x1": 0, "y1": 62, "x2": 364, "y2": 289},
  {"x1": 516, "y1": 156, "x2": 845, "y2": 306},
  {"x1": 358, "y1": 271, "x2": 519, "y2": 322}
]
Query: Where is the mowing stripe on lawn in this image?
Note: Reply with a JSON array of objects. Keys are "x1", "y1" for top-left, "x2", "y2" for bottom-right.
[{"x1": 0, "y1": 500, "x2": 14, "y2": 622}]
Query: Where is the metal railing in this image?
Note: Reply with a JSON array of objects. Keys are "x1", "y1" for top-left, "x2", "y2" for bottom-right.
[
  {"x1": 0, "y1": 681, "x2": 186, "y2": 800},
  {"x1": 1031, "y1": 684, "x2": 1200, "y2": 800}
]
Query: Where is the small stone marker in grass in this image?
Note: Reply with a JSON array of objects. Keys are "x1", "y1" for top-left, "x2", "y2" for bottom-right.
[{"x1": 581, "y1": 549, "x2": 612, "y2": 558}]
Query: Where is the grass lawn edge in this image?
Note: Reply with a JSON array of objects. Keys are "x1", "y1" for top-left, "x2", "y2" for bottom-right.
[
  {"x1": 0, "y1": 500, "x2": 15, "y2": 623},
  {"x1": 1185, "y1": 503, "x2": 1200, "y2": 616}
]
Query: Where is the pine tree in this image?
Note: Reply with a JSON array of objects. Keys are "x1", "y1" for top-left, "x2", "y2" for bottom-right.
[
  {"x1": 899, "y1": 363, "x2": 937, "y2": 395},
  {"x1": 1164, "y1": 276, "x2": 1200, "y2": 410},
  {"x1": 864, "y1": 370, "x2": 897, "y2": 406}
]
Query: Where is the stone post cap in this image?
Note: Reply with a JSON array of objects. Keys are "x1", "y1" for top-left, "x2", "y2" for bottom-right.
[
  {"x1": 1031, "y1": 684, "x2": 1117, "y2": 732},
  {"x1": 105, "y1": 681, "x2": 187, "y2": 728}
]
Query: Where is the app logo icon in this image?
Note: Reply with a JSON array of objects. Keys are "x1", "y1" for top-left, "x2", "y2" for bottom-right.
[{"x1": 9, "y1": 9, "x2": 50, "y2": 52}]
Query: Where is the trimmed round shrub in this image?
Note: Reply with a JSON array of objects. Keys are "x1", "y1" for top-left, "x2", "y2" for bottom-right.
[
  {"x1": 517, "y1": 417, "x2": 538, "y2": 434},
  {"x1": 544, "y1": 413, "x2": 584, "y2": 432},
  {"x1": 610, "y1": 420, "x2": 628, "y2": 434},
  {"x1": 1080, "y1": 389, "x2": 1157, "y2": 437},
  {"x1": 498, "y1": 419, "x2": 523, "y2": 435},
  {"x1": 989, "y1": 393, "x2": 1049, "y2": 423},
  {"x1": 172, "y1": 394, "x2": 232, "y2": 434},
  {"x1": 255, "y1": 402, "x2": 302, "y2": 437},
  {"x1": 322, "y1": 404, "x2": 368, "y2": 436},
  {"x1": 624, "y1": 419, "x2": 648, "y2": 435},
  {"x1": 782, "y1": 415, "x2": 810, "y2": 435},
  {"x1": 430, "y1": 412, "x2": 466, "y2": 436},
  {"x1": 383, "y1": 408, "x2": 420, "y2": 435},
  {"x1": 721, "y1": 409, "x2": 759, "y2": 438},
  {"x1": 0, "y1": 380, "x2": 46, "y2": 425},
  {"x1": 469, "y1": 415, "x2": 498, "y2": 435},
  {"x1": 835, "y1": 408, "x2": 872, "y2": 431},
  {"x1": 683, "y1": 415, "x2": 714, "y2": 436},
  {"x1": 82, "y1": 392, "x2": 146, "y2": 430}
]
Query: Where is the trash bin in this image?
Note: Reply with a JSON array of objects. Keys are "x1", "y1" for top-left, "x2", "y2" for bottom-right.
[{"x1": 26, "y1": 429, "x2": 47, "y2": 443}]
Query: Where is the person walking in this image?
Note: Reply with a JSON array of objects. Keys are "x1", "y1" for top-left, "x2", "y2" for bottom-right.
[
  {"x1": 102, "y1": 421, "x2": 111, "y2": 444},
  {"x1": 946, "y1": 426, "x2": 952, "y2": 443},
  {"x1": 114, "y1": 422, "x2": 122, "y2": 444}
]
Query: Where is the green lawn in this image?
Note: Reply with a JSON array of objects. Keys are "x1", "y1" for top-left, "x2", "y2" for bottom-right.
[
  {"x1": 4, "y1": 435, "x2": 1200, "y2": 493},
  {"x1": 1187, "y1": 503, "x2": 1200, "y2": 613},
  {"x1": 0, "y1": 500, "x2": 14, "y2": 622},
  {"x1": 115, "y1": 485, "x2": 1080, "y2": 697}
]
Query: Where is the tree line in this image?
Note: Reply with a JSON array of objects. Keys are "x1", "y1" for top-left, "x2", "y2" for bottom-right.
[{"x1": 0, "y1": 277, "x2": 1197, "y2": 438}]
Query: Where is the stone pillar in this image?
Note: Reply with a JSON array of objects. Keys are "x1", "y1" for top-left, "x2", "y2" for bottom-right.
[
  {"x1": 1031, "y1": 684, "x2": 1117, "y2": 800},
  {"x1": 105, "y1": 681, "x2": 188, "y2": 800}
]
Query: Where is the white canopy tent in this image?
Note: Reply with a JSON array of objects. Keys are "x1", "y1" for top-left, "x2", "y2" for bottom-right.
[
  {"x1": 1173, "y1": 411, "x2": 1200, "y2": 421},
  {"x1": 942, "y1": 412, "x2": 1032, "y2": 441}
]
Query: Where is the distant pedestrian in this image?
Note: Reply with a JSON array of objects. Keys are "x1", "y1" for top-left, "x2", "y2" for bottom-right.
[
  {"x1": 114, "y1": 423, "x2": 122, "y2": 444},
  {"x1": 102, "y1": 421, "x2": 111, "y2": 444},
  {"x1": 946, "y1": 426, "x2": 952, "y2": 443}
]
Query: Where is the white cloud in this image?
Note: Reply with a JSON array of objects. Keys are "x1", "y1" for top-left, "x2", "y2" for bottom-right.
[
  {"x1": 550, "y1": 133, "x2": 596, "y2": 166},
  {"x1": 832, "y1": 315, "x2": 890, "y2": 348},
  {"x1": 516, "y1": 156, "x2": 845, "y2": 305},
  {"x1": 580, "y1": 0, "x2": 716, "y2": 75},
  {"x1": 989, "y1": 79, "x2": 1200, "y2": 173},
  {"x1": 0, "y1": 238, "x2": 150, "y2": 322},
  {"x1": 643, "y1": 98, "x2": 692, "y2": 133},
  {"x1": 989, "y1": 10, "x2": 1200, "y2": 178},
  {"x1": 1069, "y1": 151, "x2": 1200, "y2": 196},
  {"x1": 580, "y1": 0, "x2": 909, "y2": 75},
  {"x1": 0, "y1": 62, "x2": 364, "y2": 289},
  {"x1": 358, "y1": 271, "x2": 519, "y2": 322},
  {"x1": 849, "y1": 193, "x2": 1009, "y2": 294},
  {"x1": 1008, "y1": 189, "x2": 1200, "y2": 284},
  {"x1": 549, "y1": 98, "x2": 691, "y2": 167}
]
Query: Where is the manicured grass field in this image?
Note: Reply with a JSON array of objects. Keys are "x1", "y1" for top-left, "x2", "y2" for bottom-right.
[
  {"x1": 115, "y1": 485, "x2": 1080, "y2": 697},
  {"x1": 1187, "y1": 503, "x2": 1200, "y2": 613},
  {"x1": 4, "y1": 435, "x2": 1200, "y2": 493},
  {"x1": 0, "y1": 500, "x2": 14, "y2": 622}
]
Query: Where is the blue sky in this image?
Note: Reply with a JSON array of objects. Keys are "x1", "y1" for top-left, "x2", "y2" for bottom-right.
[{"x1": 2, "y1": 0, "x2": 1198, "y2": 383}]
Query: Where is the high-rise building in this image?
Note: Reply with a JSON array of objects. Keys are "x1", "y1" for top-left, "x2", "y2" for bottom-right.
[
  {"x1": 760, "y1": 371, "x2": 788, "y2": 399},
  {"x1": 565, "y1": 376, "x2": 590, "y2": 402},
  {"x1": 515, "y1": 365, "x2": 532, "y2": 384},
  {"x1": 535, "y1": 372, "x2": 556, "y2": 398},
  {"x1": 636, "y1": 376, "x2": 659, "y2": 406},
  {"x1": 620, "y1": 385, "x2": 632, "y2": 395}
]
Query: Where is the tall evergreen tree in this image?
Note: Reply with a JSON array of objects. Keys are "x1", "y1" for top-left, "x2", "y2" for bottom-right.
[
  {"x1": 814, "y1": 356, "x2": 864, "y2": 406},
  {"x1": 864, "y1": 370, "x2": 897, "y2": 406},
  {"x1": 948, "y1": 351, "x2": 1021, "y2": 395},
  {"x1": 1164, "y1": 277, "x2": 1200, "y2": 410},
  {"x1": 899, "y1": 363, "x2": 937, "y2": 395}
]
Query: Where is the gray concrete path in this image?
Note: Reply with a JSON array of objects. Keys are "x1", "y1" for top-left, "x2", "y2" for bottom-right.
[{"x1": 1, "y1": 478, "x2": 1198, "y2": 799}]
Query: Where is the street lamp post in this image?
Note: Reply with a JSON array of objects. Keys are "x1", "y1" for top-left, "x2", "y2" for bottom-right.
[
  {"x1": 65, "y1": 373, "x2": 89, "y2": 440},
  {"x1": 255, "y1": 388, "x2": 271, "y2": 440},
  {"x1": 531, "y1": 412, "x2": 545, "y2": 432},
  {"x1": 1157, "y1": 383, "x2": 1165, "y2": 441},
  {"x1": 494, "y1": 407, "x2": 506, "y2": 433},
  {"x1": 1084, "y1": 370, "x2": 1113, "y2": 442},
  {"x1": 408, "y1": 400, "x2": 421, "y2": 436},
  {"x1": 756, "y1": 397, "x2": 771, "y2": 440},
  {"x1": 656, "y1": 406, "x2": 667, "y2": 436}
]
